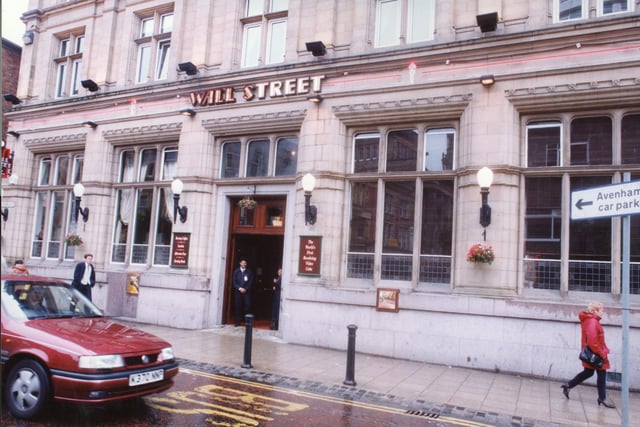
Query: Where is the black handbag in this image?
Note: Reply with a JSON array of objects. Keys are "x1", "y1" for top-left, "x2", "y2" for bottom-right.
[{"x1": 579, "y1": 346, "x2": 604, "y2": 368}]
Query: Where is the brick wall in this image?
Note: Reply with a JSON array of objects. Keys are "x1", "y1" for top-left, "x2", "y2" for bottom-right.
[{"x1": 2, "y1": 38, "x2": 22, "y2": 135}]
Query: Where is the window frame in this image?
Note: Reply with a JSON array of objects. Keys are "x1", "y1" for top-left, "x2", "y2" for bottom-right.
[
  {"x1": 134, "y1": 10, "x2": 173, "y2": 84},
  {"x1": 597, "y1": 0, "x2": 633, "y2": 16},
  {"x1": 347, "y1": 123, "x2": 458, "y2": 286},
  {"x1": 220, "y1": 135, "x2": 298, "y2": 179},
  {"x1": 240, "y1": 0, "x2": 288, "y2": 68},
  {"x1": 374, "y1": 0, "x2": 435, "y2": 48},
  {"x1": 111, "y1": 145, "x2": 178, "y2": 266},
  {"x1": 522, "y1": 111, "x2": 640, "y2": 295},
  {"x1": 554, "y1": 0, "x2": 588, "y2": 22},
  {"x1": 53, "y1": 34, "x2": 84, "y2": 99},
  {"x1": 31, "y1": 154, "x2": 84, "y2": 261}
]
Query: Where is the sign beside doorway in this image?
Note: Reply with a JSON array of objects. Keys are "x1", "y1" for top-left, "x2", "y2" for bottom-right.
[
  {"x1": 299, "y1": 236, "x2": 321, "y2": 276},
  {"x1": 171, "y1": 232, "x2": 191, "y2": 268}
]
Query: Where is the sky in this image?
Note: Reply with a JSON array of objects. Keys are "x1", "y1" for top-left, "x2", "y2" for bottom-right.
[{"x1": 2, "y1": 1, "x2": 29, "y2": 46}]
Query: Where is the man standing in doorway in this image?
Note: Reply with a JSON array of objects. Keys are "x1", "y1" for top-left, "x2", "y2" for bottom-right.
[
  {"x1": 233, "y1": 258, "x2": 253, "y2": 326},
  {"x1": 72, "y1": 253, "x2": 96, "y2": 301}
]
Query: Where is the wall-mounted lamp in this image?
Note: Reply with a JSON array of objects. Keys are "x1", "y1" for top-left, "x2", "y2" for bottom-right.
[
  {"x1": 179, "y1": 108, "x2": 196, "y2": 117},
  {"x1": 7, "y1": 130, "x2": 20, "y2": 138},
  {"x1": 4, "y1": 94, "x2": 21, "y2": 104},
  {"x1": 178, "y1": 61, "x2": 198, "y2": 75},
  {"x1": 477, "y1": 167, "x2": 494, "y2": 238},
  {"x1": 81, "y1": 79, "x2": 100, "y2": 92},
  {"x1": 305, "y1": 41, "x2": 327, "y2": 57},
  {"x1": 22, "y1": 31, "x2": 34, "y2": 45},
  {"x1": 480, "y1": 75, "x2": 495, "y2": 87},
  {"x1": 171, "y1": 179, "x2": 188, "y2": 223},
  {"x1": 1, "y1": 208, "x2": 8, "y2": 222},
  {"x1": 302, "y1": 173, "x2": 317, "y2": 225},
  {"x1": 82, "y1": 121, "x2": 98, "y2": 129},
  {"x1": 476, "y1": 12, "x2": 498, "y2": 33},
  {"x1": 73, "y1": 183, "x2": 90, "y2": 223},
  {"x1": 306, "y1": 94, "x2": 323, "y2": 104}
]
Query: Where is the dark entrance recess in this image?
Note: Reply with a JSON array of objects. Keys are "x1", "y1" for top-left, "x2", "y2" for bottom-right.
[{"x1": 224, "y1": 196, "x2": 285, "y2": 329}]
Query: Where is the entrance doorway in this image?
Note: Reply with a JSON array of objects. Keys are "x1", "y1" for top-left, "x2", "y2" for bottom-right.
[{"x1": 224, "y1": 196, "x2": 285, "y2": 329}]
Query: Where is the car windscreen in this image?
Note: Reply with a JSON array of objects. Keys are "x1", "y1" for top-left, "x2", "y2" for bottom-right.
[{"x1": 1, "y1": 279, "x2": 103, "y2": 320}]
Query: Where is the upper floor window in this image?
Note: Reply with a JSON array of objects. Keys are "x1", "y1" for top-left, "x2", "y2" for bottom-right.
[
  {"x1": 241, "y1": 0, "x2": 288, "y2": 67},
  {"x1": 220, "y1": 136, "x2": 298, "y2": 178},
  {"x1": 555, "y1": 0, "x2": 586, "y2": 21},
  {"x1": 375, "y1": 0, "x2": 435, "y2": 48},
  {"x1": 555, "y1": 0, "x2": 634, "y2": 22},
  {"x1": 598, "y1": 0, "x2": 633, "y2": 15},
  {"x1": 54, "y1": 33, "x2": 84, "y2": 98},
  {"x1": 135, "y1": 11, "x2": 173, "y2": 83}
]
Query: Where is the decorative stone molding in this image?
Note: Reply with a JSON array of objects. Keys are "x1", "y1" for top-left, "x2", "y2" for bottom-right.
[
  {"x1": 24, "y1": 133, "x2": 87, "y2": 153},
  {"x1": 506, "y1": 77, "x2": 640, "y2": 112},
  {"x1": 202, "y1": 109, "x2": 307, "y2": 136},
  {"x1": 103, "y1": 122, "x2": 183, "y2": 145},
  {"x1": 332, "y1": 94, "x2": 473, "y2": 125}
]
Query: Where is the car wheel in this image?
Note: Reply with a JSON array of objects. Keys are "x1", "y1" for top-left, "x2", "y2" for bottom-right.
[{"x1": 5, "y1": 359, "x2": 51, "y2": 420}]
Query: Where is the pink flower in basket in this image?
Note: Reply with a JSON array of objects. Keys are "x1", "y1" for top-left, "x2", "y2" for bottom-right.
[{"x1": 467, "y1": 242, "x2": 495, "y2": 264}]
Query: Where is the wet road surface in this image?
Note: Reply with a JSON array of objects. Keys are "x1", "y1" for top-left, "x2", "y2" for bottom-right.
[{"x1": 2, "y1": 361, "x2": 494, "y2": 426}]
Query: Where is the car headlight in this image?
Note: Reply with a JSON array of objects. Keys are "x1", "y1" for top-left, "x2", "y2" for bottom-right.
[
  {"x1": 159, "y1": 347, "x2": 174, "y2": 361},
  {"x1": 79, "y1": 354, "x2": 125, "y2": 369}
]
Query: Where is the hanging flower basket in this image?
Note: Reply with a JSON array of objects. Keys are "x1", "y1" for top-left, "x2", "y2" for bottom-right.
[
  {"x1": 237, "y1": 196, "x2": 257, "y2": 210},
  {"x1": 65, "y1": 233, "x2": 84, "y2": 247},
  {"x1": 467, "y1": 242, "x2": 495, "y2": 264}
]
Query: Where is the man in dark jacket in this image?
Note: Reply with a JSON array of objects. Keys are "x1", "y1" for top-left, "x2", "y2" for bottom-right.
[
  {"x1": 72, "y1": 253, "x2": 96, "y2": 301},
  {"x1": 232, "y1": 258, "x2": 253, "y2": 326}
]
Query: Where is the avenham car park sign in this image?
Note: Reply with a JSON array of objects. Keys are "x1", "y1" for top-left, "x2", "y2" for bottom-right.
[{"x1": 570, "y1": 180, "x2": 640, "y2": 220}]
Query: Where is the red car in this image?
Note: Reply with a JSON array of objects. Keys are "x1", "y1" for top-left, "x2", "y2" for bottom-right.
[{"x1": 1, "y1": 274, "x2": 179, "y2": 420}]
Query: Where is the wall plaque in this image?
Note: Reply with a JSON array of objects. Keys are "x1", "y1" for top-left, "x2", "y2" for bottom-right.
[
  {"x1": 299, "y1": 236, "x2": 321, "y2": 276},
  {"x1": 171, "y1": 232, "x2": 190, "y2": 268}
]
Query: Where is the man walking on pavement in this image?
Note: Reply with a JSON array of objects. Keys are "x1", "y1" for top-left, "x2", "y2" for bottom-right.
[{"x1": 232, "y1": 258, "x2": 253, "y2": 326}]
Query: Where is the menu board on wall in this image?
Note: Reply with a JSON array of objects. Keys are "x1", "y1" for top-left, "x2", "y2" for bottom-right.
[
  {"x1": 171, "y1": 233, "x2": 190, "y2": 268},
  {"x1": 299, "y1": 236, "x2": 321, "y2": 276}
]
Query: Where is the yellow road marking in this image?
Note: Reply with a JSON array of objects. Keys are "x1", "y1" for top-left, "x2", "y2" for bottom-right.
[{"x1": 161, "y1": 368, "x2": 493, "y2": 427}]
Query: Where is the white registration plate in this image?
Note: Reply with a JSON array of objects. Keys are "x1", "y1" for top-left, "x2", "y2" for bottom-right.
[{"x1": 129, "y1": 369, "x2": 164, "y2": 387}]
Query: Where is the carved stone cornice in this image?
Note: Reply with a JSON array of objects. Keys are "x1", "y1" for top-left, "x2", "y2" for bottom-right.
[
  {"x1": 332, "y1": 94, "x2": 473, "y2": 125},
  {"x1": 102, "y1": 122, "x2": 183, "y2": 145},
  {"x1": 506, "y1": 77, "x2": 640, "y2": 113},
  {"x1": 23, "y1": 133, "x2": 87, "y2": 153},
  {"x1": 202, "y1": 109, "x2": 307, "y2": 136}
]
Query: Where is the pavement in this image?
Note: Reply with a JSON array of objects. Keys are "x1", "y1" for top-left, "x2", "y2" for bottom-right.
[{"x1": 123, "y1": 320, "x2": 638, "y2": 427}]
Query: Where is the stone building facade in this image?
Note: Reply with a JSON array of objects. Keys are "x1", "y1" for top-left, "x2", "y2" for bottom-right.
[{"x1": 2, "y1": 0, "x2": 639, "y2": 386}]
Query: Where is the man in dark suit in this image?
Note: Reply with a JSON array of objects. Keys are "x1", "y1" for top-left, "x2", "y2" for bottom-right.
[
  {"x1": 72, "y1": 253, "x2": 96, "y2": 301},
  {"x1": 232, "y1": 258, "x2": 253, "y2": 326}
]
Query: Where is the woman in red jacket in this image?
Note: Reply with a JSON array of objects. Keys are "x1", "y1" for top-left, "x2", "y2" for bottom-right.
[{"x1": 561, "y1": 301, "x2": 615, "y2": 408}]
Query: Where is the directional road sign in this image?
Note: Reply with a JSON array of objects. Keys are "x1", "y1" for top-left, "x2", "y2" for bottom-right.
[{"x1": 571, "y1": 180, "x2": 640, "y2": 220}]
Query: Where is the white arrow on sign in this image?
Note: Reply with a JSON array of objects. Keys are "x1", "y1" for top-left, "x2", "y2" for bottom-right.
[{"x1": 571, "y1": 180, "x2": 640, "y2": 220}]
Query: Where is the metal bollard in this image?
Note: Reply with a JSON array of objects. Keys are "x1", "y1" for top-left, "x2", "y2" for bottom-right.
[
  {"x1": 241, "y1": 314, "x2": 254, "y2": 368},
  {"x1": 343, "y1": 324, "x2": 357, "y2": 386}
]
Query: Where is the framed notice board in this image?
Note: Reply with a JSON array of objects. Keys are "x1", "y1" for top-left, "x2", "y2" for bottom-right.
[
  {"x1": 171, "y1": 232, "x2": 190, "y2": 268},
  {"x1": 298, "y1": 236, "x2": 321, "y2": 276}
]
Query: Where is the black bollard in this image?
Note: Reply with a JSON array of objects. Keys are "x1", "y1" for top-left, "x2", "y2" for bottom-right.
[
  {"x1": 344, "y1": 324, "x2": 357, "y2": 386},
  {"x1": 241, "y1": 314, "x2": 254, "y2": 368}
]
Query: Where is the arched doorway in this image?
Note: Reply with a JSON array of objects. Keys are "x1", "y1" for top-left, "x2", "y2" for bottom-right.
[{"x1": 224, "y1": 196, "x2": 285, "y2": 329}]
